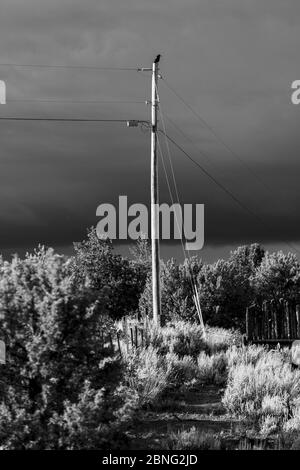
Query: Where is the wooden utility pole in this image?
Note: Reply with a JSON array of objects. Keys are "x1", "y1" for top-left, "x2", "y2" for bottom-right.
[{"x1": 151, "y1": 55, "x2": 161, "y2": 326}]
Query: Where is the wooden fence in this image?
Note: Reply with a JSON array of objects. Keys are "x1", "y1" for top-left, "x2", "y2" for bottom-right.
[
  {"x1": 101, "y1": 315, "x2": 149, "y2": 356},
  {"x1": 246, "y1": 299, "x2": 300, "y2": 344}
]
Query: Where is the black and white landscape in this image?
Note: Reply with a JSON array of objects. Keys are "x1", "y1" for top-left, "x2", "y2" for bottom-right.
[{"x1": 0, "y1": 0, "x2": 300, "y2": 453}]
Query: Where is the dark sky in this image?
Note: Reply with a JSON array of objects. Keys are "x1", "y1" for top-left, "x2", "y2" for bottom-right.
[{"x1": 0, "y1": 0, "x2": 299, "y2": 262}]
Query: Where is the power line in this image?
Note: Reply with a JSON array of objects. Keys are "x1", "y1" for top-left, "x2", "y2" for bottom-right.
[
  {"x1": 162, "y1": 77, "x2": 300, "y2": 236},
  {"x1": 160, "y1": 130, "x2": 300, "y2": 255},
  {"x1": 0, "y1": 63, "x2": 141, "y2": 71},
  {"x1": 162, "y1": 77, "x2": 275, "y2": 194},
  {"x1": 0, "y1": 117, "x2": 149, "y2": 123},
  {"x1": 164, "y1": 113, "x2": 236, "y2": 181},
  {"x1": 8, "y1": 99, "x2": 146, "y2": 104},
  {"x1": 160, "y1": 130, "x2": 259, "y2": 221}
]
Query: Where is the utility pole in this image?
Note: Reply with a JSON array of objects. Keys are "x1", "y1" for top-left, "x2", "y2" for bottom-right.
[{"x1": 151, "y1": 55, "x2": 161, "y2": 326}]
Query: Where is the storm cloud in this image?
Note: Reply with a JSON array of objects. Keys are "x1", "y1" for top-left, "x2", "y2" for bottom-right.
[{"x1": 0, "y1": 0, "x2": 299, "y2": 260}]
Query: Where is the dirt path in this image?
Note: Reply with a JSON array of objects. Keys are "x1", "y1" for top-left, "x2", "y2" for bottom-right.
[{"x1": 128, "y1": 385, "x2": 244, "y2": 449}]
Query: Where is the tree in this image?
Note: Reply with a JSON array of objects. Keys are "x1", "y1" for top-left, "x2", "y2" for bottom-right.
[
  {"x1": 139, "y1": 256, "x2": 202, "y2": 323},
  {"x1": 0, "y1": 246, "x2": 136, "y2": 449},
  {"x1": 72, "y1": 228, "x2": 148, "y2": 320},
  {"x1": 251, "y1": 250, "x2": 300, "y2": 303},
  {"x1": 198, "y1": 244, "x2": 265, "y2": 329}
]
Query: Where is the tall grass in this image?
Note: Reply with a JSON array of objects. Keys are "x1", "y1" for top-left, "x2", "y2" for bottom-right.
[
  {"x1": 222, "y1": 346, "x2": 300, "y2": 434},
  {"x1": 164, "y1": 427, "x2": 221, "y2": 450},
  {"x1": 149, "y1": 320, "x2": 205, "y2": 358},
  {"x1": 197, "y1": 351, "x2": 228, "y2": 385},
  {"x1": 123, "y1": 322, "x2": 243, "y2": 404},
  {"x1": 124, "y1": 346, "x2": 169, "y2": 407}
]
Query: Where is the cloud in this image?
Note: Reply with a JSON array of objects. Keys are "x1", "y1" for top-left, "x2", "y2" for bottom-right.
[{"x1": 0, "y1": 0, "x2": 299, "y2": 255}]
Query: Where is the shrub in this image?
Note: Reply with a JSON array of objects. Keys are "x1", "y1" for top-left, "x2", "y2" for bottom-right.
[
  {"x1": 251, "y1": 250, "x2": 300, "y2": 303},
  {"x1": 197, "y1": 351, "x2": 228, "y2": 385},
  {"x1": 226, "y1": 344, "x2": 268, "y2": 368},
  {"x1": 0, "y1": 247, "x2": 134, "y2": 449},
  {"x1": 124, "y1": 346, "x2": 169, "y2": 407},
  {"x1": 204, "y1": 327, "x2": 242, "y2": 354},
  {"x1": 223, "y1": 348, "x2": 300, "y2": 432},
  {"x1": 166, "y1": 353, "x2": 199, "y2": 386},
  {"x1": 150, "y1": 320, "x2": 205, "y2": 358},
  {"x1": 73, "y1": 228, "x2": 148, "y2": 320},
  {"x1": 283, "y1": 405, "x2": 300, "y2": 433},
  {"x1": 139, "y1": 257, "x2": 202, "y2": 323},
  {"x1": 260, "y1": 415, "x2": 280, "y2": 437},
  {"x1": 198, "y1": 244, "x2": 264, "y2": 330},
  {"x1": 48, "y1": 381, "x2": 138, "y2": 450},
  {"x1": 164, "y1": 427, "x2": 221, "y2": 450}
]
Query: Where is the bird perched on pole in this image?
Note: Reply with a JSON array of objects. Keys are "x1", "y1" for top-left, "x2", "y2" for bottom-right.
[{"x1": 154, "y1": 54, "x2": 161, "y2": 64}]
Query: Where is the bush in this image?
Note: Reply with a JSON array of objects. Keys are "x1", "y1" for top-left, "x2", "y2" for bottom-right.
[
  {"x1": 198, "y1": 244, "x2": 264, "y2": 330},
  {"x1": 139, "y1": 257, "x2": 202, "y2": 323},
  {"x1": 0, "y1": 246, "x2": 135, "y2": 449},
  {"x1": 150, "y1": 320, "x2": 205, "y2": 358},
  {"x1": 47, "y1": 380, "x2": 138, "y2": 450},
  {"x1": 166, "y1": 353, "x2": 199, "y2": 386},
  {"x1": 223, "y1": 347, "x2": 300, "y2": 432},
  {"x1": 197, "y1": 351, "x2": 228, "y2": 385},
  {"x1": 226, "y1": 344, "x2": 268, "y2": 368},
  {"x1": 251, "y1": 250, "x2": 300, "y2": 303},
  {"x1": 73, "y1": 228, "x2": 148, "y2": 320},
  {"x1": 204, "y1": 327, "x2": 242, "y2": 354},
  {"x1": 164, "y1": 427, "x2": 221, "y2": 450},
  {"x1": 124, "y1": 346, "x2": 169, "y2": 407}
]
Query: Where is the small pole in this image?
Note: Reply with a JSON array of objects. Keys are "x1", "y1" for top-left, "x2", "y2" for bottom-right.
[{"x1": 151, "y1": 55, "x2": 161, "y2": 326}]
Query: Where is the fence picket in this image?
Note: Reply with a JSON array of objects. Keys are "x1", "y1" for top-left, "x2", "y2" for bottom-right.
[{"x1": 246, "y1": 299, "x2": 300, "y2": 344}]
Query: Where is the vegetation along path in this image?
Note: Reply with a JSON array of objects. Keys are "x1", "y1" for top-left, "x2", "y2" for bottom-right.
[{"x1": 128, "y1": 384, "x2": 244, "y2": 449}]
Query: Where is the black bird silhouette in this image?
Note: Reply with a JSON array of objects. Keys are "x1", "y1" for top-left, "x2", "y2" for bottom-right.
[{"x1": 154, "y1": 54, "x2": 161, "y2": 63}]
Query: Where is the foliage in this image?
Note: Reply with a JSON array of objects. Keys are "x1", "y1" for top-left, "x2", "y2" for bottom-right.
[
  {"x1": 197, "y1": 351, "x2": 228, "y2": 385},
  {"x1": 139, "y1": 257, "x2": 202, "y2": 322},
  {"x1": 164, "y1": 427, "x2": 221, "y2": 450},
  {"x1": 251, "y1": 250, "x2": 300, "y2": 303},
  {"x1": 48, "y1": 380, "x2": 138, "y2": 450},
  {"x1": 73, "y1": 228, "x2": 148, "y2": 320},
  {"x1": 165, "y1": 353, "x2": 199, "y2": 386},
  {"x1": 124, "y1": 346, "x2": 169, "y2": 407},
  {"x1": 204, "y1": 327, "x2": 242, "y2": 354},
  {"x1": 149, "y1": 320, "x2": 205, "y2": 358},
  {"x1": 222, "y1": 346, "x2": 300, "y2": 433},
  {"x1": 198, "y1": 244, "x2": 264, "y2": 329},
  {"x1": 0, "y1": 246, "x2": 135, "y2": 449}
]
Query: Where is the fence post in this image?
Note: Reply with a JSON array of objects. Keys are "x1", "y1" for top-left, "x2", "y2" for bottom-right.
[
  {"x1": 117, "y1": 332, "x2": 122, "y2": 357},
  {"x1": 262, "y1": 301, "x2": 267, "y2": 339},
  {"x1": 246, "y1": 307, "x2": 250, "y2": 342},
  {"x1": 279, "y1": 298, "x2": 284, "y2": 338},
  {"x1": 285, "y1": 301, "x2": 290, "y2": 339},
  {"x1": 289, "y1": 301, "x2": 295, "y2": 339},
  {"x1": 130, "y1": 327, "x2": 134, "y2": 348},
  {"x1": 296, "y1": 305, "x2": 300, "y2": 338},
  {"x1": 122, "y1": 317, "x2": 129, "y2": 353},
  {"x1": 271, "y1": 299, "x2": 277, "y2": 339}
]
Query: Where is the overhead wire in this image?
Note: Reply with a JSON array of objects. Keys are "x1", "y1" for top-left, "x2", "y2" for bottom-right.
[
  {"x1": 162, "y1": 77, "x2": 280, "y2": 194},
  {"x1": 156, "y1": 83, "x2": 205, "y2": 327},
  {"x1": 8, "y1": 99, "x2": 146, "y2": 104},
  {"x1": 160, "y1": 129, "x2": 300, "y2": 255},
  {"x1": 0, "y1": 63, "x2": 141, "y2": 71},
  {"x1": 161, "y1": 77, "x2": 300, "y2": 254},
  {"x1": 157, "y1": 132, "x2": 205, "y2": 329},
  {"x1": 0, "y1": 117, "x2": 149, "y2": 123}
]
